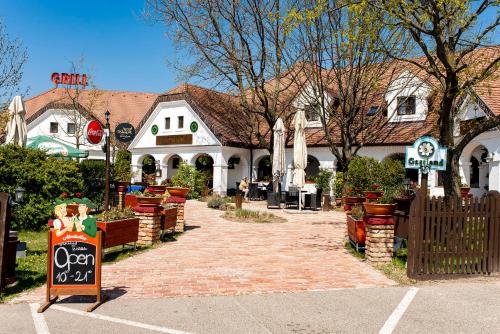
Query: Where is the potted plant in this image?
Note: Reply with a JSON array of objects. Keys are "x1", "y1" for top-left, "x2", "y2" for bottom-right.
[
  {"x1": 169, "y1": 162, "x2": 204, "y2": 199},
  {"x1": 363, "y1": 188, "x2": 398, "y2": 216},
  {"x1": 344, "y1": 157, "x2": 381, "y2": 210},
  {"x1": 313, "y1": 168, "x2": 333, "y2": 211},
  {"x1": 346, "y1": 204, "x2": 366, "y2": 250},
  {"x1": 364, "y1": 183, "x2": 383, "y2": 201},
  {"x1": 460, "y1": 182, "x2": 471, "y2": 198},
  {"x1": 96, "y1": 207, "x2": 139, "y2": 249},
  {"x1": 394, "y1": 184, "x2": 416, "y2": 214},
  {"x1": 136, "y1": 187, "x2": 164, "y2": 207},
  {"x1": 114, "y1": 150, "x2": 132, "y2": 192}
]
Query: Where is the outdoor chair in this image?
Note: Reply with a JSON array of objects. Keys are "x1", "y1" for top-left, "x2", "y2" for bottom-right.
[
  {"x1": 248, "y1": 183, "x2": 260, "y2": 200},
  {"x1": 285, "y1": 187, "x2": 300, "y2": 208},
  {"x1": 304, "y1": 188, "x2": 323, "y2": 210}
]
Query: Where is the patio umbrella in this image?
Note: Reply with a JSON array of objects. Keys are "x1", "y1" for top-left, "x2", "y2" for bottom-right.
[
  {"x1": 27, "y1": 135, "x2": 89, "y2": 158},
  {"x1": 292, "y1": 109, "x2": 307, "y2": 211},
  {"x1": 4, "y1": 96, "x2": 27, "y2": 146},
  {"x1": 272, "y1": 118, "x2": 286, "y2": 192}
]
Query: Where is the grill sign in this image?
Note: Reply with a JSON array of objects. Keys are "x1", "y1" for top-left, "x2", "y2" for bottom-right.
[
  {"x1": 115, "y1": 123, "x2": 136, "y2": 142},
  {"x1": 85, "y1": 120, "x2": 104, "y2": 145},
  {"x1": 51, "y1": 73, "x2": 87, "y2": 87}
]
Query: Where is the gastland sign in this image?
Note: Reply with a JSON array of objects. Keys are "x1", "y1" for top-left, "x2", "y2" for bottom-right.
[{"x1": 405, "y1": 136, "x2": 447, "y2": 173}]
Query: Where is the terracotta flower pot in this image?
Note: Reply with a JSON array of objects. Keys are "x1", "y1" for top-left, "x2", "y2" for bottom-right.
[
  {"x1": 136, "y1": 196, "x2": 163, "y2": 207},
  {"x1": 116, "y1": 181, "x2": 130, "y2": 193},
  {"x1": 363, "y1": 202, "x2": 396, "y2": 216},
  {"x1": 343, "y1": 196, "x2": 366, "y2": 211},
  {"x1": 166, "y1": 187, "x2": 190, "y2": 198}
]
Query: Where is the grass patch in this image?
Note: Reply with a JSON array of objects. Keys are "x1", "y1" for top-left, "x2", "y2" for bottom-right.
[
  {"x1": 344, "y1": 240, "x2": 365, "y2": 260},
  {"x1": 224, "y1": 208, "x2": 286, "y2": 224},
  {"x1": 0, "y1": 229, "x2": 181, "y2": 302}
]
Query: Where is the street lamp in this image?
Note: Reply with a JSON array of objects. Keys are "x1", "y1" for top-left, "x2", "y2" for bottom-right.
[
  {"x1": 14, "y1": 186, "x2": 25, "y2": 203},
  {"x1": 104, "y1": 110, "x2": 111, "y2": 211}
]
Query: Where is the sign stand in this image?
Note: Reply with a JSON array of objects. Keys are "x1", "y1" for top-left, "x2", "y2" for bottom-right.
[{"x1": 38, "y1": 230, "x2": 105, "y2": 313}]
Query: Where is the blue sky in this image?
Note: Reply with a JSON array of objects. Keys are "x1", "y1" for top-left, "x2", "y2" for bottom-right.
[
  {"x1": 0, "y1": 1, "x2": 498, "y2": 99},
  {"x1": 0, "y1": 0, "x2": 179, "y2": 97}
]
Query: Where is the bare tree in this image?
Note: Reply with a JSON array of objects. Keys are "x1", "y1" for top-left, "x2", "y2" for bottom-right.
[
  {"x1": 290, "y1": 0, "x2": 417, "y2": 171},
  {"x1": 374, "y1": 0, "x2": 500, "y2": 197},
  {"x1": 0, "y1": 19, "x2": 28, "y2": 141},
  {"x1": 146, "y1": 0, "x2": 306, "y2": 153}
]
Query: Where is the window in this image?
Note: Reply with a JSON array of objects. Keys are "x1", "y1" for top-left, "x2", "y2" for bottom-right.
[
  {"x1": 397, "y1": 96, "x2": 416, "y2": 115},
  {"x1": 50, "y1": 122, "x2": 58, "y2": 133},
  {"x1": 67, "y1": 123, "x2": 76, "y2": 134},
  {"x1": 172, "y1": 157, "x2": 180, "y2": 169},
  {"x1": 305, "y1": 104, "x2": 320, "y2": 122},
  {"x1": 165, "y1": 117, "x2": 170, "y2": 129},
  {"x1": 178, "y1": 116, "x2": 184, "y2": 129},
  {"x1": 367, "y1": 106, "x2": 379, "y2": 116}
]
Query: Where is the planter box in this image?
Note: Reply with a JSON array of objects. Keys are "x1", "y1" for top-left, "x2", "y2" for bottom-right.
[
  {"x1": 161, "y1": 207, "x2": 177, "y2": 231},
  {"x1": 124, "y1": 194, "x2": 138, "y2": 208},
  {"x1": 346, "y1": 215, "x2": 366, "y2": 247},
  {"x1": 97, "y1": 217, "x2": 139, "y2": 249}
]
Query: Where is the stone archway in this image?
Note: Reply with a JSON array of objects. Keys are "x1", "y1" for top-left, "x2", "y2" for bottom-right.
[
  {"x1": 305, "y1": 155, "x2": 320, "y2": 181},
  {"x1": 140, "y1": 154, "x2": 156, "y2": 183}
]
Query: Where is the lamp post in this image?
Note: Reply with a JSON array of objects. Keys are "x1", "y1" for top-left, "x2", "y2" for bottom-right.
[{"x1": 104, "y1": 110, "x2": 111, "y2": 211}]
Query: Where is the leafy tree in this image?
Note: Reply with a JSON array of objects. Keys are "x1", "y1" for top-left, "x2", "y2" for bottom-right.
[
  {"x1": 171, "y1": 162, "x2": 207, "y2": 199},
  {"x1": 0, "y1": 145, "x2": 83, "y2": 230},
  {"x1": 114, "y1": 150, "x2": 131, "y2": 182},
  {"x1": 346, "y1": 156, "x2": 381, "y2": 196},
  {"x1": 79, "y1": 159, "x2": 106, "y2": 209},
  {"x1": 374, "y1": 0, "x2": 500, "y2": 197}
]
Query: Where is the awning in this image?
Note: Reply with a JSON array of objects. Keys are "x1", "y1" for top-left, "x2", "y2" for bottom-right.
[{"x1": 27, "y1": 135, "x2": 89, "y2": 158}]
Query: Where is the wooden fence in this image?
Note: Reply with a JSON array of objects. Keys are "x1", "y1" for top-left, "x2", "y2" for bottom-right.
[
  {"x1": 0, "y1": 193, "x2": 10, "y2": 290},
  {"x1": 407, "y1": 190, "x2": 500, "y2": 279}
]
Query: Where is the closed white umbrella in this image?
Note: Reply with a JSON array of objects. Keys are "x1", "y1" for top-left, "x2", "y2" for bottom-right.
[
  {"x1": 5, "y1": 96, "x2": 27, "y2": 147},
  {"x1": 292, "y1": 109, "x2": 307, "y2": 211},
  {"x1": 272, "y1": 118, "x2": 286, "y2": 192}
]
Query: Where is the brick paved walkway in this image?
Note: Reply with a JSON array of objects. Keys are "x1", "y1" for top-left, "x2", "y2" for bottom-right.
[{"x1": 14, "y1": 200, "x2": 394, "y2": 302}]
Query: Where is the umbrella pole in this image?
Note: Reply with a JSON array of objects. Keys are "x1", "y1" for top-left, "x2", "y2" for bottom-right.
[{"x1": 299, "y1": 187, "x2": 302, "y2": 211}]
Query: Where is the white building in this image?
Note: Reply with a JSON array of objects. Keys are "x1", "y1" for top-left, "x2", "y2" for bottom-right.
[{"x1": 23, "y1": 49, "x2": 500, "y2": 197}]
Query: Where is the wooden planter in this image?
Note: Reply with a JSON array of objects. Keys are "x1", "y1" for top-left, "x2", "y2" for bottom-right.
[
  {"x1": 149, "y1": 185, "x2": 167, "y2": 195},
  {"x1": 363, "y1": 202, "x2": 396, "y2": 216},
  {"x1": 161, "y1": 207, "x2": 177, "y2": 231},
  {"x1": 166, "y1": 187, "x2": 190, "y2": 198},
  {"x1": 97, "y1": 217, "x2": 139, "y2": 249},
  {"x1": 346, "y1": 215, "x2": 366, "y2": 247},
  {"x1": 136, "y1": 196, "x2": 163, "y2": 207}
]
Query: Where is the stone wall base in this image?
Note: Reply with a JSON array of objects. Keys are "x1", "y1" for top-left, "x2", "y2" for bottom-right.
[
  {"x1": 133, "y1": 206, "x2": 162, "y2": 246},
  {"x1": 365, "y1": 218, "x2": 395, "y2": 263}
]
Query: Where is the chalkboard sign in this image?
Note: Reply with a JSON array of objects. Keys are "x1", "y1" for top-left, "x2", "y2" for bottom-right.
[
  {"x1": 52, "y1": 241, "x2": 96, "y2": 286},
  {"x1": 38, "y1": 230, "x2": 103, "y2": 313},
  {"x1": 115, "y1": 123, "x2": 136, "y2": 142}
]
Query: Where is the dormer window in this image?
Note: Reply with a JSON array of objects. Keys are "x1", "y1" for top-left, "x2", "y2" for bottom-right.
[
  {"x1": 305, "y1": 103, "x2": 321, "y2": 122},
  {"x1": 397, "y1": 96, "x2": 416, "y2": 115},
  {"x1": 367, "y1": 106, "x2": 379, "y2": 116}
]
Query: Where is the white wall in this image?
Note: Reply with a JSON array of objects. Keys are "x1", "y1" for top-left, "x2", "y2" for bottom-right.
[
  {"x1": 385, "y1": 71, "x2": 432, "y2": 123},
  {"x1": 27, "y1": 109, "x2": 105, "y2": 158}
]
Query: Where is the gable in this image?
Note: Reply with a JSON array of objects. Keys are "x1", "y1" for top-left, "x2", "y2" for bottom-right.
[{"x1": 129, "y1": 100, "x2": 221, "y2": 149}]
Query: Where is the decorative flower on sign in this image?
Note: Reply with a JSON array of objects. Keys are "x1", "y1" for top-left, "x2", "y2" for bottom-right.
[{"x1": 418, "y1": 142, "x2": 434, "y2": 157}]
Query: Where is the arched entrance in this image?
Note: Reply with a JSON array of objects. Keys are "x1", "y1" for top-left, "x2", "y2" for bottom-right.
[
  {"x1": 257, "y1": 155, "x2": 272, "y2": 181},
  {"x1": 305, "y1": 155, "x2": 320, "y2": 181},
  {"x1": 165, "y1": 154, "x2": 182, "y2": 180},
  {"x1": 141, "y1": 154, "x2": 157, "y2": 184},
  {"x1": 195, "y1": 154, "x2": 214, "y2": 190},
  {"x1": 469, "y1": 145, "x2": 489, "y2": 195}
]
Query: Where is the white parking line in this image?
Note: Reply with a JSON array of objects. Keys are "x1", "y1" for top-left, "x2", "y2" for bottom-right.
[
  {"x1": 51, "y1": 304, "x2": 194, "y2": 334},
  {"x1": 379, "y1": 287, "x2": 419, "y2": 334},
  {"x1": 29, "y1": 303, "x2": 50, "y2": 334}
]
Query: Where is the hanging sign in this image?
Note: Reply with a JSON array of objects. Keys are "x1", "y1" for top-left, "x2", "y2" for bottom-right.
[
  {"x1": 115, "y1": 123, "x2": 136, "y2": 142},
  {"x1": 151, "y1": 125, "x2": 159, "y2": 135},
  {"x1": 38, "y1": 229, "x2": 103, "y2": 313},
  {"x1": 85, "y1": 120, "x2": 104, "y2": 145},
  {"x1": 405, "y1": 136, "x2": 447, "y2": 172},
  {"x1": 190, "y1": 121, "x2": 198, "y2": 133}
]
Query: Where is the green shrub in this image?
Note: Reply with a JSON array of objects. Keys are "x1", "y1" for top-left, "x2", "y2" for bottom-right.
[
  {"x1": 80, "y1": 159, "x2": 106, "y2": 209},
  {"x1": 96, "y1": 207, "x2": 134, "y2": 221},
  {"x1": 379, "y1": 158, "x2": 406, "y2": 191},
  {"x1": 207, "y1": 196, "x2": 226, "y2": 209},
  {"x1": 346, "y1": 156, "x2": 381, "y2": 196},
  {"x1": 171, "y1": 162, "x2": 206, "y2": 199},
  {"x1": 313, "y1": 168, "x2": 333, "y2": 192},
  {"x1": 334, "y1": 171, "x2": 344, "y2": 198},
  {"x1": 0, "y1": 145, "x2": 83, "y2": 230},
  {"x1": 114, "y1": 150, "x2": 131, "y2": 182}
]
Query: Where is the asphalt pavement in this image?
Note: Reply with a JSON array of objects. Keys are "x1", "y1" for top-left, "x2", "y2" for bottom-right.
[{"x1": 1, "y1": 281, "x2": 500, "y2": 334}]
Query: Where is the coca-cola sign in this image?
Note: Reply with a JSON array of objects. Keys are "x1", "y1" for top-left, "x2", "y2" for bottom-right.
[{"x1": 85, "y1": 120, "x2": 104, "y2": 145}]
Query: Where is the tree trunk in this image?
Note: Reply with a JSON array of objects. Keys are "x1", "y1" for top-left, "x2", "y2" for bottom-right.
[{"x1": 442, "y1": 149, "x2": 460, "y2": 198}]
